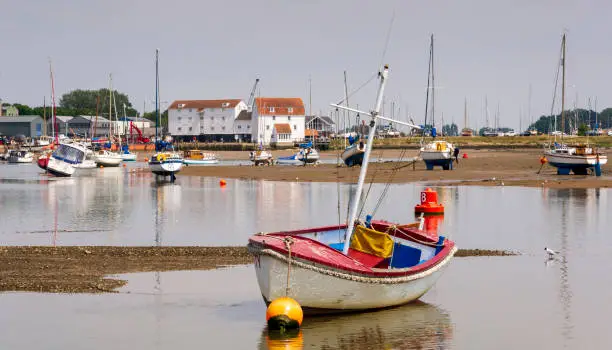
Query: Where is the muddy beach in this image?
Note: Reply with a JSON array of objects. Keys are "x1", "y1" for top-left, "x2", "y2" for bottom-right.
[{"x1": 179, "y1": 148, "x2": 611, "y2": 188}]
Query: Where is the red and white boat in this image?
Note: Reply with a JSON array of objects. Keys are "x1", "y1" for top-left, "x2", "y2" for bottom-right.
[{"x1": 247, "y1": 65, "x2": 453, "y2": 314}]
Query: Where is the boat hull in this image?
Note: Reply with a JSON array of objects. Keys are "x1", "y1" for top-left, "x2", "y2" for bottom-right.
[
  {"x1": 421, "y1": 150, "x2": 453, "y2": 170},
  {"x1": 341, "y1": 145, "x2": 365, "y2": 167},
  {"x1": 37, "y1": 157, "x2": 49, "y2": 170},
  {"x1": 47, "y1": 157, "x2": 76, "y2": 177},
  {"x1": 8, "y1": 157, "x2": 33, "y2": 163},
  {"x1": 120, "y1": 153, "x2": 137, "y2": 162},
  {"x1": 149, "y1": 160, "x2": 183, "y2": 176},
  {"x1": 73, "y1": 160, "x2": 97, "y2": 169},
  {"x1": 252, "y1": 248, "x2": 455, "y2": 313},
  {"x1": 183, "y1": 159, "x2": 218, "y2": 165},
  {"x1": 94, "y1": 157, "x2": 122, "y2": 167}
]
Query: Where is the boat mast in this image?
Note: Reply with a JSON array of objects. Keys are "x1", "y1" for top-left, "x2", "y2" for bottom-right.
[
  {"x1": 430, "y1": 34, "x2": 435, "y2": 136},
  {"x1": 108, "y1": 74, "x2": 113, "y2": 140},
  {"x1": 422, "y1": 36, "x2": 433, "y2": 142},
  {"x1": 43, "y1": 96, "x2": 47, "y2": 137},
  {"x1": 560, "y1": 34, "x2": 566, "y2": 141},
  {"x1": 343, "y1": 70, "x2": 349, "y2": 147},
  {"x1": 155, "y1": 49, "x2": 159, "y2": 147},
  {"x1": 49, "y1": 59, "x2": 57, "y2": 145},
  {"x1": 342, "y1": 65, "x2": 389, "y2": 255}
]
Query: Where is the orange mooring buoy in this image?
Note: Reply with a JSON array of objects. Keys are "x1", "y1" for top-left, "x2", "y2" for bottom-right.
[
  {"x1": 266, "y1": 297, "x2": 303, "y2": 331},
  {"x1": 219, "y1": 179, "x2": 227, "y2": 187},
  {"x1": 414, "y1": 188, "x2": 444, "y2": 215},
  {"x1": 462, "y1": 153, "x2": 468, "y2": 159},
  {"x1": 540, "y1": 156, "x2": 548, "y2": 165},
  {"x1": 144, "y1": 157, "x2": 149, "y2": 162}
]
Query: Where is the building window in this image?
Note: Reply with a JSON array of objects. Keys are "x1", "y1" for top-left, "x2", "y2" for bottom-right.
[
  {"x1": 288, "y1": 115, "x2": 291, "y2": 121},
  {"x1": 266, "y1": 125, "x2": 270, "y2": 130},
  {"x1": 293, "y1": 124, "x2": 297, "y2": 130},
  {"x1": 272, "y1": 116, "x2": 276, "y2": 120},
  {"x1": 178, "y1": 117, "x2": 182, "y2": 121},
  {"x1": 178, "y1": 127, "x2": 182, "y2": 131},
  {"x1": 189, "y1": 109, "x2": 192, "y2": 112},
  {"x1": 269, "y1": 107, "x2": 275, "y2": 113},
  {"x1": 188, "y1": 117, "x2": 192, "y2": 120},
  {"x1": 200, "y1": 116, "x2": 204, "y2": 120},
  {"x1": 222, "y1": 116, "x2": 225, "y2": 121},
  {"x1": 237, "y1": 125, "x2": 242, "y2": 129},
  {"x1": 189, "y1": 127, "x2": 193, "y2": 131},
  {"x1": 247, "y1": 125, "x2": 250, "y2": 129},
  {"x1": 222, "y1": 126, "x2": 226, "y2": 130},
  {"x1": 288, "y1": 107, "x2": 293, "y2": 113},
  {"x1": 211, "y1": 126, "x2": 215, "y2": 131},
  {"x1": 211, "y1": 116, "x2": 214, "y2": 120}
]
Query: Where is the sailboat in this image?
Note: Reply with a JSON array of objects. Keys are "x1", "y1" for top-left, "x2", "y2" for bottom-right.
[
  {"x1": 247, "y1": 65, "x2": 456, "y2": 314},
  {"x1": 120, "y1": 103, "x2": 137, "y2": 161},
  {"x1": 276, "y1": 141, "x2": 320, "y2": 165},
  {"x1": 419, "y1": 35, "x2": 455, "y2": 170},
  {"x1": 460, "y1": 98, "x2": 473, "y2": 136},
  {"x1": 544, "y1": 34, "x2": 607, "y2": 175},
  {"x1": 148, "y1": 49, "x2": 183, "y2": 181},
  {"x1": 339, "y1": 71, "x2": 366, "y2": 167},
  {"x1": 94, "y1": 75, "x2": 123, "y2": 167}
]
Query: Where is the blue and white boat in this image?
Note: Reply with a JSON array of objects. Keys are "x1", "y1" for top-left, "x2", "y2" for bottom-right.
[
  {"x1": 277, "y1": 141, "x2": 320, "y2": 165},
  {"x1": 341, "y1": 135, "x2": 365, "y2": 167}
]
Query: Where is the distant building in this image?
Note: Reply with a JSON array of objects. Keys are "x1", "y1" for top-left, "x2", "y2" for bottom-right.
[
  {"x1": 234, "y1": 110, "x2": 253, "y2": 142},
  {"x1": 46, "y1": 116, "x2": 74, "y2": 136},
  {"x1": 305, "y1": 115, "x2": 335, "y2": 137},
  {"x1": 167, "y1": 99, "x2": 248, "y2": 141},
  {"x1": 0, "y1": 116, "x2": 44, "y2": 137},
  {"x1": 0, "y1": 105, "x2": 19, "y2": 117},
  {"x1": 68, "y1": 115, "x2": 111, "y2": 137},
  {"x1": 252, "y1": 97, "x2": 305, "y2": 146}
]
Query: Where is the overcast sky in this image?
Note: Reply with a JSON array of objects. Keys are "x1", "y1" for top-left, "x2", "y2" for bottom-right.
[{"x1": 1, "y1": 0, "x2": 611, "y2": 130}]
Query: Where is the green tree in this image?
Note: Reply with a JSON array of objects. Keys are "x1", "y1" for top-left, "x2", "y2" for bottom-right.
[
  {"x1": 142, "y1": 109, "x2": 168, "y2": 128},
  {"x1": 577, "y1": 123, "x2": 589, "y2": 136},
  {"x1": 59, "y1": 89, "x2": 138, "y2": 117},
  {"x1": 12, "y1": 103, "x2": 35, "y2": 115}
]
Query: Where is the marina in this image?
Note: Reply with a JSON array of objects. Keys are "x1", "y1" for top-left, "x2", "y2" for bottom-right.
[{"x1": 2, "y1": 1, "x2": 612, "y2": 348}]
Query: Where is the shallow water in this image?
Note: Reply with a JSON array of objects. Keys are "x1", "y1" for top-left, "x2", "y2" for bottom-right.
[{"x1": 0, "y1": 162, "x2": 611, "y2": 349}]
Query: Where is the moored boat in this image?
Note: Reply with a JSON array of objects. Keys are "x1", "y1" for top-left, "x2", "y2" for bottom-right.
[
  {"x1": 250, "y1": 149, "x2": 274, "y2": 166},
  {"x1": 37, "y1": 150, "x2": 52, "y2": 170},
  {"x1": 182, "y1": 150, "x2": 218, "y2": 165},
  {"x1": 247, "y1": 65, "x2": 450, "y2": 314},
  {"x1": 420, "y1": 140, "x2": 454, "y2": 170},
  {"x1": 46, "y1": 142, "x2": 88, "y2": 177},
  {"x1": 149, "y1": 152, "x2": 183, "y2": 176},
  {"x1": 341, "y1": 139, "x2": 365, "y2": 167},
  {"x1": 7, "y1": 150, "x2": 34, "y2": 163},
  {"x1": 94, "y1": 149, "x2": 123, "y2": 167}
]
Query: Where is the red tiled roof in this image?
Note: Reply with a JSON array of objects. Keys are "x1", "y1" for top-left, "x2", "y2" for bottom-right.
[
  {"x1": 255, "y1": 97, "x2": 305, "y2": 116},
  {"x1": 168, "y1": 99, "x2": 242, "y2": 110},
  {"x1": 274, "y1": 123, "x2": 292, "y2": 134}
]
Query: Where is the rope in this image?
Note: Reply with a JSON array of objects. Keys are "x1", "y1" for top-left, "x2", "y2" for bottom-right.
[
  {"x1": 284, "y1": 237, "x2": 294, "y2": 296},
  {"x1": 248, "y1": 244, "x2": 457, "y2": 284}
]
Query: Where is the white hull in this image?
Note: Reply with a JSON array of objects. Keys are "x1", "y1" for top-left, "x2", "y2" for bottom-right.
[
  {"x1": 120, "y1": 153, "x2": 137, "y2": 162},
  {"x1": 47, "y1": 157, "x2": 76, "y2": 177},
  {"x1": 341, "y1": 144, "x2": 365, "y2": 162},
  {"x1": 253, "y1": 249, "x2": 455, "y2": 311},
  {"x1": 546, "y1": 152, "x2": 608, "y2": 166},
  {"x1": 8, "y1": 156, "x2": 34, "y2": 163},
  {"x1": 73, "y1": 160, "x2": 97, "y2": 169},
  {"x1": 420, "y1": 150, "x2": 452, "y2": 161},
  {"x1": 183, "y1": 159, "x2": 218, "y2": 165},
  {"x1": 94, "y1": 155, "x2": 123, "y2": 167},
  {"x1": 149, "y1": 161, "x2": 183, "y2": 175}
]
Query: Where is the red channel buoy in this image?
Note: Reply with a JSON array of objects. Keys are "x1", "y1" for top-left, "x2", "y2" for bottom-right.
[
  {"x1": 219, "y1": 179, "x2": 227, "y2": 187},
  {"x1": 462, "y1": 153, "x2": 468, "y2": 159},
  {"x1": 414, "y1": 188, "x2": 444, "y2": 215}
]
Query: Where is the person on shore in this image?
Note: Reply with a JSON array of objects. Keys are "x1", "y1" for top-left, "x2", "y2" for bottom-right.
[{"x1": 453, "y1": 147, "x2": 460, "y2": 164}]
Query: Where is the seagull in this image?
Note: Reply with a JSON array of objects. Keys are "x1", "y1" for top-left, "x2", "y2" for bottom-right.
[{"x1": 545, "y1": 247, "x2": 558, "y2": 259}]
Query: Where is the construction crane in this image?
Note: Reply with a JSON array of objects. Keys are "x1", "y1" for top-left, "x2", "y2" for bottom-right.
[{"x1": 247, "y1": 78, "x2": 260, "y2": 110}]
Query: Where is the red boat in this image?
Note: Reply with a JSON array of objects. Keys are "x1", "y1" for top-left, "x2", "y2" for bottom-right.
[{"x1": 37, "y1": 152, "x2": 51, "y2": 170}]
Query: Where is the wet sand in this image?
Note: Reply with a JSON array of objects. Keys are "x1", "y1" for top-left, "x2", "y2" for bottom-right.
[
  {"x1": 0, "y1": 246, "x2": 517, "y2": 293},
  {"x1": 180, "y1": 149, "x2": 611, "y2": 188}
]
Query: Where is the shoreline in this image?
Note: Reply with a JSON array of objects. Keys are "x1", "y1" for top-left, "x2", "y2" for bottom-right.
[
  {"x1": 176, "y1": 149, "x2": 611, "y2": 189},
  {"x1": 0, "y1": 246, "x2": 517, "y2": 294}
]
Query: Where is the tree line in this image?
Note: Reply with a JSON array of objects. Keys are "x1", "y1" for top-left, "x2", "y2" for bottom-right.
[
  {"x1": 528, "y1": 108, "x2": 612, "y2": 135},
  {"x1": 2, "y1": 88, "x2": 168, "y2": 127}
]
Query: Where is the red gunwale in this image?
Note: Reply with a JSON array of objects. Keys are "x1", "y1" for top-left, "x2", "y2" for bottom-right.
[{"x1": 248, "y1": 221, "x2": 454, "y2": 278}]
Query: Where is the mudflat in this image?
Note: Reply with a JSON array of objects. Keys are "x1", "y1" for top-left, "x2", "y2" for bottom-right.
[
  {"x1": 179, "y1": 149, "x2": 611, "y2": 188},
  {"x1": 0, "y1": 246, "x2": 515, "y2": 293}
]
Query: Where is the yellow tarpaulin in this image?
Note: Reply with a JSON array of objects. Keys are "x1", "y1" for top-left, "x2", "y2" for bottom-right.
[{"x1": 349, "y1": 225, "x2": 394, "y2": 258}]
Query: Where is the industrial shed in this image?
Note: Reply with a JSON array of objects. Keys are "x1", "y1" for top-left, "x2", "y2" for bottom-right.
[{"x1": 0, "y1": 116, "x2": 44, "y2": 137}]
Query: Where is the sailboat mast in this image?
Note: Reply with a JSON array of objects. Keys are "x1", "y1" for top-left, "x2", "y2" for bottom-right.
[
  {"x1": 430, "y1": 34, "x2": 435, "y2": 133},
  {"x1": 423, "y1": 36, "x2": 433, "y2": 141},
  {"x1": 464, "y1": 98, "x2": 467, "y2": 131},
  {"x1": 155, "y1": 49, "x2": 159, "y2": 145},
  {"x1": 561, "y1": 34, "x2": 566, "y2": 140},
  {"x1": 343, "y1": 70, "x2": 349, "y2": 147},
  {"x1": 342, "y1": 65, "x2": 389, "y2": 255},
  {"x1": 49, "y1": 59, "x2": 57, "y2": 144},
  {"x1": 108, "y1": 74, "x2": 113, "y2": 140},
  {"x1": 43, "y1": 96, "x2": 47, "y2": 137}
]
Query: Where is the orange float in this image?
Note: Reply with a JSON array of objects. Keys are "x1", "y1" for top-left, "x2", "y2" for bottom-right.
[
  {"x1": 266, "y1": 297, "x2": 303, "y2": 331},
  {"x1": 414, "y1": 188, "x2": 444, "y2": 215}
]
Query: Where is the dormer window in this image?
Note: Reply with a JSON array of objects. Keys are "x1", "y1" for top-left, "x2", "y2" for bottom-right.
[
  {"x1": 288, "y1": 107, "x2": 293, "y2": 113},
  {"x1": 222, "y1": 102, "x2": 230, "y2": 108},
  {"x1": 178, "y1": 103, "x2": 186, "y2": 109},
  {"x1": 272, "y1": 116, "x2": 276, "y2": 120},
  {"x1": 269, "y1": 107, "x2": 275, "y2": 113}
]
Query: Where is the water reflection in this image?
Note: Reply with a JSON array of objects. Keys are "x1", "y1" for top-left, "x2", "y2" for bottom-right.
[
  {"x1": 151, "y1": 181, "x2": 182, "y2": 245},
  {"x1": 258, "y1": 302, "x2": 452, "y2": 350}
]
